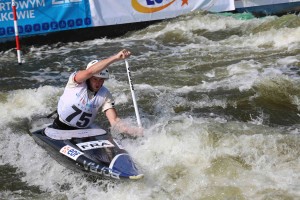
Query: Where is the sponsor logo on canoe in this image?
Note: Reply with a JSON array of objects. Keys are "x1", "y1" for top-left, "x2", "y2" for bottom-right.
[
  {"x1": 83, "y1": 160, "x2": 120, "y2": 179},
  {"x1": 76, "y1": 140, "x2": 114, "y2": 150},
  {"x1": 60, "y1": 145, "x2": 83, "y2": 160},
  {"x1": 132, "y1": 0, "x2": 188, "y2": 13},
  {"x1": 113, "y1": 139, "x2": 124, "y2": 149}
]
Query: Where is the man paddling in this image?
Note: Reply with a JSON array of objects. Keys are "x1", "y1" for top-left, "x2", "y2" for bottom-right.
[{"x1": 53, "y1": 49, "x2": 143, "y2": 136}]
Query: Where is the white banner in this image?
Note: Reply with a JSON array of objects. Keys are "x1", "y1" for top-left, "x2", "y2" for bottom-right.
[
  {"x1": 89, "y1": 0, "x2": 235, "y2": 26},
  {"x1": 201, "y1": 0, "x2": 235, "y2": 12}
]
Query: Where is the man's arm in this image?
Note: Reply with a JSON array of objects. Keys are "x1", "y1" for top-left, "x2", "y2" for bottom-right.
[
  {"x1": 105, "y1": 108, "x2": 119, "y2": 126},
  {"x1": 74, "y1": 49, "x2": 131, "y2": 83},
  {"x1": 105, "y1": 108, "x2": 143, "y2": 136}
]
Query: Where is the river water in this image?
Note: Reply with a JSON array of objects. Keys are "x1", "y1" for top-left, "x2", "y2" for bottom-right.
[{"x1": 0, "y1": 12, "x2": 299, "y2": 200}]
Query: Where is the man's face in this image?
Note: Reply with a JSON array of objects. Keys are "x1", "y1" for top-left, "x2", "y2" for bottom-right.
[{"x1": 89, "y1": 76, "x2": 105, "y2": 92}]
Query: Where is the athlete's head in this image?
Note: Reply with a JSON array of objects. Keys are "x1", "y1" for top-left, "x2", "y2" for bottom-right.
[{"x1": 86, "y1": 60, "x2": 109, "y2": 92}]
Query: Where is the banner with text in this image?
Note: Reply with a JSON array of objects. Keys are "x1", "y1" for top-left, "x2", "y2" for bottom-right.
[{"x1": 0, "y1": 0, "x2": 234, "y2": 39}]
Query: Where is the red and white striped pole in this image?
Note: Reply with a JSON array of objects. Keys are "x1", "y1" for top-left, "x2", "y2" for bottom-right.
[{"x1": 11, "y1": 0, "x2": 22, "y2": 65}]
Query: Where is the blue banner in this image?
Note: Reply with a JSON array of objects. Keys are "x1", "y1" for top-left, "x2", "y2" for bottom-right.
[{"x1": 0, "y1": 0, "x2": 92, "y2": 38}]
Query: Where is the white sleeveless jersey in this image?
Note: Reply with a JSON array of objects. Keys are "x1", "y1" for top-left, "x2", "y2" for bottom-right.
[{"x1": 57, "y1": 73, "x2": 114, "y2": 128}]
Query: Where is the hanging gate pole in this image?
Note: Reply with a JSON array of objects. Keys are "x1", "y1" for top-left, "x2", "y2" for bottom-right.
[{"x1": 11, "y1": 0, "x2": 22, "y2": 65}]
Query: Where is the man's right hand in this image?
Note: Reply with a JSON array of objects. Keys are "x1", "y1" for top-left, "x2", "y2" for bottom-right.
[{"x1": 116, "y1": 49, "x2": 131, "y2": 60}]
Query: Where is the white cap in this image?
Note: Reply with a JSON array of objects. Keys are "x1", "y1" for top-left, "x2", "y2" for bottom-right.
[{"x1": 86, "y1": 60, "x2": 109, "y2": 79}]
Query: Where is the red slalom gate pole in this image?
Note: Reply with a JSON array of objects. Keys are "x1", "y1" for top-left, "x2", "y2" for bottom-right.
[{"x1": 12, "y1": 0, "x2": 22, "y2": 65}]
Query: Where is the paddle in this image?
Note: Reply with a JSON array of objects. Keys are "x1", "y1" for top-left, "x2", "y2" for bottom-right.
[
  {"x1": 125, "y1": 60, "x2": 142, "y2": 127},
  {"x1": 46, "y1": 110, "x2": 57, "y2": 118}
]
